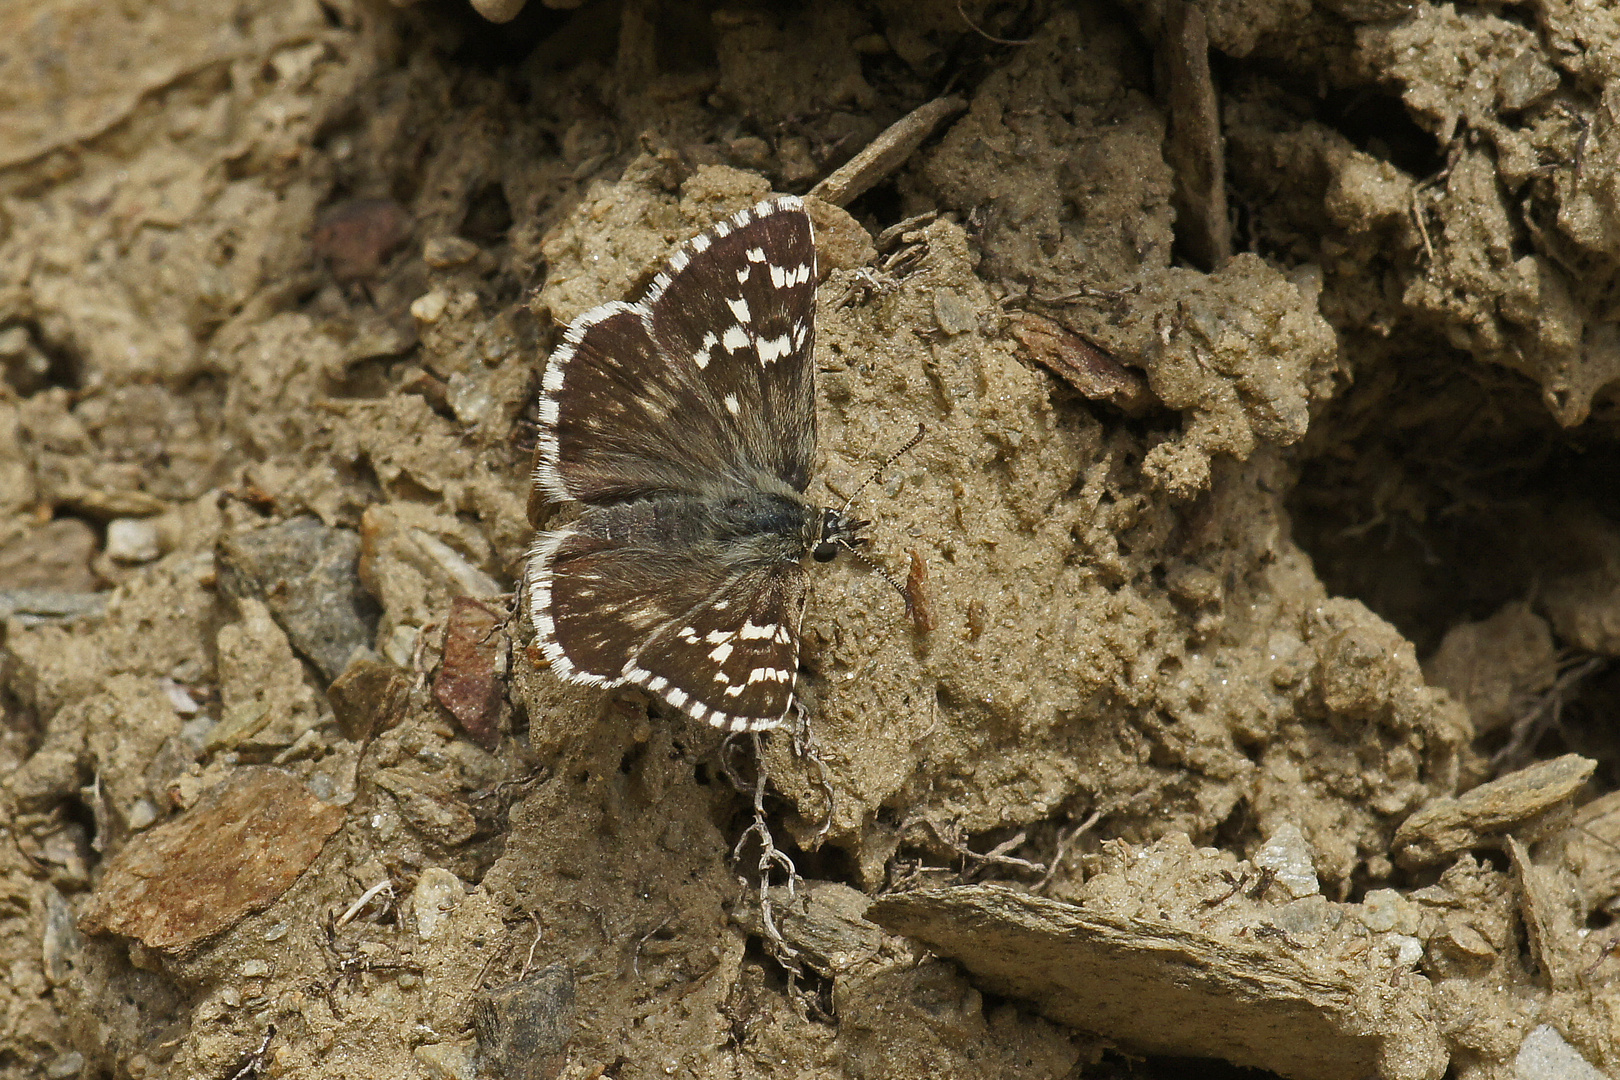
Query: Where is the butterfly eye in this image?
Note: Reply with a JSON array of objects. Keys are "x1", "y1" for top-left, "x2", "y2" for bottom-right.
[{"x1": 812, "y1": 540, "x2": 839, "y2": 562}]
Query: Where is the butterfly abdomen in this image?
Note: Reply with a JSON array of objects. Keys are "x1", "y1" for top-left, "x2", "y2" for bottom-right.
[{"x1": 577, "y1": 490, "x2": 817, "y2": 562}]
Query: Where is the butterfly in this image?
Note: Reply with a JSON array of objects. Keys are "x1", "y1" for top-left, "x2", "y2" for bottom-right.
[{"x1": 526, "y1": 196, "x2": 865, "y2": 732}]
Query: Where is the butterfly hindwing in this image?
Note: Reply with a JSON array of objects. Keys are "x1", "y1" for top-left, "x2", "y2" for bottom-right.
[
  {"x1": 536, "y1": 302, "x2": 743, "y2": 504},
  {"x1": 529, "y1": 523, "x2": 806, "y2": 731},
  {"x1": 624, "y1": 561, "x2": 807, "y2": 731}
]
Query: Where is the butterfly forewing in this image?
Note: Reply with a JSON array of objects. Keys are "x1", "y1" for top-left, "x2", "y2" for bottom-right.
[
  {"x1": 537, "y1": 303, "x2": 747, "y2": 503},
  {"x1": 643, "y1": 201, "x2": 818, "y2": 492}
]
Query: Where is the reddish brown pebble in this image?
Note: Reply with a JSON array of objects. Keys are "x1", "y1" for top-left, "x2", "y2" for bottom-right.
[
  {"x1": 905, "y1": 548, "x2": 935, "y2": 635},
  {"x1": 433, "y1": 596, "x2": 506, "y2": 751},
  {"x1": 1010, "y1": 313, "x2": 1157, "y2": 416},
  {"x1": 77, "y1": 767, "x2": 344, "y2": 952},
  {"x1": 312, "y1": 198, "x2": 413, "y2": 281}
]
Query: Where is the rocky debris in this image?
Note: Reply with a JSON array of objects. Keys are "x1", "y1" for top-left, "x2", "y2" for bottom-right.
[{"x1": 217, "y1": 517, "x2": 379, "y2": 683}]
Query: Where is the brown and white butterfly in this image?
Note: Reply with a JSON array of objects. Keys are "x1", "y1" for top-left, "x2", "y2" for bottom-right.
[{"x1": 527, "y1": 196, "x2": 865, "y2": 731}]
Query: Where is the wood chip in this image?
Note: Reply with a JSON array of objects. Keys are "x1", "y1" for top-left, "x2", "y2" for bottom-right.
[
  {"x1": 1161, "y1": 0, "x2": 1230, "y2": 269},
  {"x1": 1009, "y1": 312, "x2": 1158, "y2": 415},
  {"x1": 78, "y1": 768, "x2": 344, "y2": 952},
  {"x1": 1393, "y1": 753, "x2": 1596, "y2": 869}
]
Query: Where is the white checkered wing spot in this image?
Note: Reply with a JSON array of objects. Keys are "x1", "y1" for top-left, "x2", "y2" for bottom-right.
[
  {"x1": 534, "y1": 196, "x2": 818, "y2": 504},
  {"x1": 532, "y1": 527, "x2": 807, "y2": 732}
]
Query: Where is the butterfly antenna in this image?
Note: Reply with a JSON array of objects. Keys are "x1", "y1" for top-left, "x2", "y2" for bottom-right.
[
  {"x1": 837, "y1": 422, "x2": 926, "y2": 516},
  {"x1": 842, "y1": 541, "x2": 913, "y2": 612}
]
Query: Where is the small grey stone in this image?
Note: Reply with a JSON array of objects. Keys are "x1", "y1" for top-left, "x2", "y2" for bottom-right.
[
  {"x1": 41, "y1": 885, "x2": 82, "y2": 987},
  {"x1": 414, "y1": 1040, "x2": 478, "y2": 1080},
  {"x1": 0, "y1": 588, "x2": 107, "y2": 626},
  {"x1": 1359, "y1": 888, "x2": 1408, "y2": 933},
  {"x1": 1273, "y1": 895, "x2": 1341, "y2": 939},
  {"x1": 422, "y1": 235, "x2": 481, "y2": 268},
  {"x1": 45, "y1": 1053, "x2": 84, "y2": 1080},
  {"x1": 475, "y1": 964, "x2": 576, "y2": 1080},
  {"x1": 933, "y1": 288, "x2": 978, "y2": 335},
  {"x1": 411, "y1": 867, "x2": 465, "y2": 941},
  {"x1": 216, "y1": 517, "x2": 379, "y2": 683},
  {"x1": 105, "y1": 517, "x2": 163, "y2": 563},
  {"x1": 447, "y1": 371, "x2": 494, "y2": 425}
]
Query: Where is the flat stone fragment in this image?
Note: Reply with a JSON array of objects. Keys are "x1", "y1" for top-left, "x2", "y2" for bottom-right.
[
  {"x1": 216, "y1": 516, "x2": 379, "y2": 682},
  {"x1": 474, "y1": 964, "x2": 576, "y2": 1080},
  {"x1": 1253, "y1": 822, "x2": 1321, "y2": 899},
  {"x1": 0, "y1": 518, "x2": 97, "y2": 590},
  {"x1": 868, "y1": 883, "x2": 1445, "y2": 1080},
  {"x1": 327, "y1": 657, "x2": 412, "y2": 742},
  {"x1": 433, "y1": 596, "x2": 505, "y2": 751},
  {"x1": 1393, "y1": 754, "x2": 1596, "y2": 869},
  {"x1": 77, "y1": 767, "x2": 345, "y2": 952},
  {"x1": 0, "y1": 588, "x2": 107, "y2": 626}
]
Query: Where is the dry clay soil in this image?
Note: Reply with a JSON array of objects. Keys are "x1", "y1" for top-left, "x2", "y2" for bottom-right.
[{"x1": 3, "y1": 1, "x2": 1620, "y2": 1079}]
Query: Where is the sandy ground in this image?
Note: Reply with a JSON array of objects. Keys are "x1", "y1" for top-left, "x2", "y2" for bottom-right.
[{"x1": 1, "y1": 1, "x2": 1619, "y2": 1078}]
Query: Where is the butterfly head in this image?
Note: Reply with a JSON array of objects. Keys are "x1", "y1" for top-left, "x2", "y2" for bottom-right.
[{"x1": 812, "y1": 507, "x2": 869, "y2": 562}]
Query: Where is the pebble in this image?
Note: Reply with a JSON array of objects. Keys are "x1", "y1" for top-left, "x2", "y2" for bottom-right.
[
  {"x1": 423, "y1": 235, "x2": 481, "y2": 268},
  {"x1": 1359, "y1": 888, "x2": 1407, "y2": 933},
  {"x1": 1253, "y1": 823, "x2": 1320, "y2": 898},
  {"x1": 1514, "y1": 1024, "x2": 1607, "y2": 1080},
  {"x1": 412, "y1": 867, "x2": 465, "y2": 941},
  {"x1": 105, "y1": 518, "x2": 163, "y2": 563},
  {"x1": 411, "y1": 289, "x2": 449, "y2": 323}
]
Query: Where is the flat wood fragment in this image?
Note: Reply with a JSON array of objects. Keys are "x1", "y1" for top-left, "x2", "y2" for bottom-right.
[
  {"x1": 1393, "y1": 754, "x2": 1596, "y2": 868},
  {"x1": 1160, "y1": 0, "x2": 1230, "y2": 269},
  {"x1": 1010, "y1": 312, "x2": 1158, "y2": 415}
]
